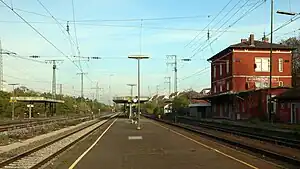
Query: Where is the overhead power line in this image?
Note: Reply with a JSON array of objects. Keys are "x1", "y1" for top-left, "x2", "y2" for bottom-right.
[
  {"x1": 71, "y1": 15, "x2": 211, "y2": 22},
  {"x1": 36, "y1": 0, "x2": 77, "y2": 49},
  {"x1": 0, "y1": 20, "x2": 256, "y2": 33},
  {"x1": 178, "y1": 67, "x2": 210, "y2": 82},
  {"x1": 192, "y1": 0, "x2": 251, "y2": 54},
  {"x1": 0, "y1": 5, "x2": 210, "y2": 22},
  {"x1": 191, "y1": 0, "x2": 265, "y2": 59},
  {"x1": 0, "y1": 0, "x2": 90, "y2": 82},
  {"x1": 185, "y1": 0, "x2": 234, "y2": 48},
  {"x1": 265, "y1": 14, "x2": 300, "y2": 37}
]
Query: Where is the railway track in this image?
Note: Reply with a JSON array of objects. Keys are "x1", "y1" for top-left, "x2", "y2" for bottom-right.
[
  {"x1": 178, "y1": 117, "x2": 300, "y2": 150},
  {"x1": 0, "y1": 115, "x2": 92, "y2": 132},
  {"x1": 0, "y1": 113, "x2": 119, "y2": 169},
  {"x1": 143, "y1": 114, "x2": 300, "y2": 168}
]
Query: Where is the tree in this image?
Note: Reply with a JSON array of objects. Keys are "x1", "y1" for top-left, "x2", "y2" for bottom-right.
[
  {"x1": 281, "y1": 36, "x2": 300, "y2": 87},
  {"x1": 143, "y1": 102, "x2": 155, "y2": 114},
  {"x1": 172, "y1": 95, "x2": 189, "y2": 115},
  {"x1": 0, "y1": 86, "x2": 110, "y2": 119}
]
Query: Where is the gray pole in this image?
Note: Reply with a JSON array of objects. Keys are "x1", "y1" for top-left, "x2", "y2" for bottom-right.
[
  {"x1": 59, "y1": 84, "x2": 62, "y2": 95},
  {"x1": 12, "y1": 85, "x2": 15, "y2": 120},
  {"x1": 29, "y1": 105, "x2": 32, "y2": 119},
  {"x1": 109, "y1": 75, "x2": 113, "y2": 106},
  {"x1": 269, "y1": 0, "x2": 274, "y2": 122},
  {"x1": 174, "y1": 55, "x2": 177, "y2": 93},
  {"x1": 165, "y1": 77, "x2": 171, "y2": 96},
  {"x1": 52, "y1": 61, "x2": 56, "y2": 99},
  {"x1": 81, "y1": 73, "x2": 83, "y2": 98},
  {"x1": 0, "y1": 40, "x2": 3, "y2": 91},
  {"x1": 137, "y1": 58, "x2": 141, "y2": 130},
  {"x1": 76, "y1": 72, "x2": 87, "y2": 103},
  {"x1": 130, "y1": 85, "x2": 133, "y2": 120},
  {"x1": 9, "y1": 83, "x2": 19, "y2": 120},
  {"x1": 127, "y1": 84, "x2": 136, "y2": 120},
  {"x1": 96, "y1": 82, "x2": 99, "y2": 101},
  {"x1": 169, "y1": 77, "x2": 171, "y2": 96}
]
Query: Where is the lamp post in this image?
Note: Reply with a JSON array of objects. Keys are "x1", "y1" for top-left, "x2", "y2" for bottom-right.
[
  {"x1": 127, "y1": 84, "x2": 136, "y2": 121},
  {"x1": 128, "y1": 55, "x2": 149, "y2": 130},
  {"x1": 267, "y1": 2, "x2": 298, "y2": 122},
  {"x1": 108, "y1": 74, "x2": 114, "y2": 107}
]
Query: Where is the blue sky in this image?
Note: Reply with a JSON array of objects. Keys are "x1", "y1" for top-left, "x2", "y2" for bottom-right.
[{"x1": 0, "y1": 0, "x2": 300, "y2": 104}]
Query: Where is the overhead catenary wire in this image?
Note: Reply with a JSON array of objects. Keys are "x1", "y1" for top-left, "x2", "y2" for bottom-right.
[
  {"x1": 0, "y1": 0, "x2": 93, "y2": 84},
  {"x1": 71, "y1": 0, "x2": 83, "y2": 71},
  {"x1": 190, "y1": 0, "x2": 243, "y2": 50},
  {"x1": 265, "y1": 14, "x2": 300, "y2": 38},
  {"x1": 0, "y1": 20, "x2": 258, "y2": 33},
  {"x1": 179, "y1": 0, "x2": 262, "y2": 72},
  {"x1": 178, "y1": 67, "x2": 210, "y2": 82},
  {"x1": 36, "y1": 0, "x2": 77, "y2": 51},
  {"x1": 176, "y1": 0, "x2": 265, "y2": 84},
  {"x1": 185, "y1": 0, "x2": 234, "y2": 48},
  {"x1": 192, "y1": 0, "x2": 251, "y2": 54},
  {"x1": 0, "y1": 5, "x2": 210, "y2": 22},
  {"x1": 192, "y1": 0, "x2": 265, "y2": 59}
]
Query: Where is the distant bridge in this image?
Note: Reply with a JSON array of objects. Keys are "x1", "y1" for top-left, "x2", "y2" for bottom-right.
[{"x1": 112, "y1": 96, "x2": 149, "y2": 104}]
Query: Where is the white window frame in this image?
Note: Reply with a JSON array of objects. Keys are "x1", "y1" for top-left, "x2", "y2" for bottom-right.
[
  {"x1": 226, "y1": 60, "x2": 229, "y2": 73},
  {"x1": 278, "y1": 58, "x2": 283, "y2": 72},
  {"x1": 213, "y1": 65, "x2": 216, "y2": 78},
  {"x1": 220, "y1": 85, "x2": 222, "y2": 92},
  {"x1": 255, "y1": 57, "x2": 270, "y2": 72},
  {"x1": 226, "y1": 81, "x2": 229, "y2": 90},
  {"x1": 279, "y1": 81, "x2": 284, "y2": 87},
  {"x1": 220, "y1": 64, "x2": 222, "y2": 76}
]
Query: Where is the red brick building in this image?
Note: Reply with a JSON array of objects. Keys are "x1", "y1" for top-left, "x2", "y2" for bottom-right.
[
  {"x1": 204, "y1": 34, "x2": 294, "y2": 121},
  {"x1": 273, "y1": 88, "x2": 300, "y2": 123}
]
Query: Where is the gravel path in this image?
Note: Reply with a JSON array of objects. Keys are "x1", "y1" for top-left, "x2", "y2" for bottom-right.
[
  {"x1": 0, "y1": 118, "x2": 98, "y2": 162},
  {"x1": 0, "y1": 119, "x2": 108, "y2": 169}
]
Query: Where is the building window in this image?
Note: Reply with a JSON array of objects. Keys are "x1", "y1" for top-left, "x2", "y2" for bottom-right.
[
  {"x1": 226, "y1": 60, "x2": 229, "y2": 73},
  {"x1": 279, "y1": 81, "x2": 284, "y2": 87},
  {"x1": 213, "y1": 65, "x2": 216, "y2": 78},
  {"x1": 220, "y1": 85, "x2": 223, "y2": 92},
  {"x1": 226, "y1": 81, "x2": 229, "y2": 90},
  {"x1": 255, "y1": 81, "x2": 269, "y2": 88},
  {"x1": 255, "y1": 57, "x2": 270, "y2": 72},
  {"x1": 278, "y1": 58, "x2": 283, "y2": 72},
  {"x1": 220, "y1": 64, "x2": 222, "y2": 76},
  {"x1": 214, "y1": 85, "x2": 216, "y2": 93}
]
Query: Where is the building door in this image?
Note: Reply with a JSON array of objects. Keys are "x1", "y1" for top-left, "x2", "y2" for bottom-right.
[
  {"x1": 266, "y1": 95, "x2": 276, "y2": 114},
  {"x1": 291, "y1": 103, "x2": 297, "y2": 124}
]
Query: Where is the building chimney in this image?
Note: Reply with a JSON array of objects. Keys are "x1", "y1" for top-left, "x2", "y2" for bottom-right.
[
  {"x1": 241, "y1": 39, "x2": 247, "y2": 43},
  {"x1": 249, "y1": 34, "x2": 255, "y2": 47}
]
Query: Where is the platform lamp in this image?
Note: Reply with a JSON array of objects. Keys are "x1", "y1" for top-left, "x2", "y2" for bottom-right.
[
  {"x1": 128, "y1": 55, "x2": 150, "y2": 130},
  {"x1": 267, "y1": 3, "x2": 299, "y2": 122}
]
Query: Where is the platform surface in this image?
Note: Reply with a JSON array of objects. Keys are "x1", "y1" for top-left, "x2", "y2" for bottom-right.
[{"x1": 69, "y1": 118, "x2": 275, "y2": 169}]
